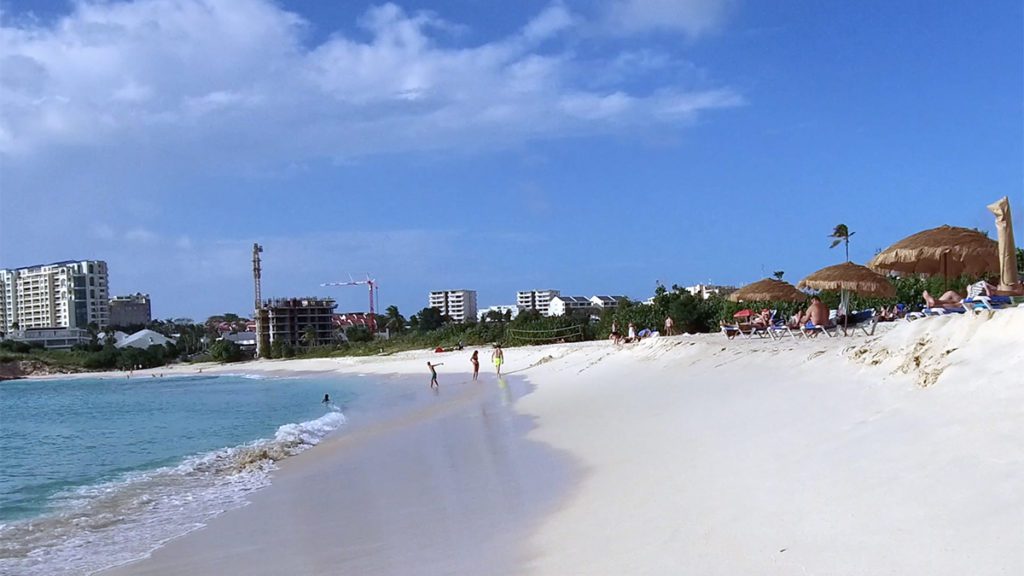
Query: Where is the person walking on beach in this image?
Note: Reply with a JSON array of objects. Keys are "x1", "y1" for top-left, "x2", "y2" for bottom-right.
[
  {"x1": 428, "y1": 361, "x2": 443, "y2": 389},
  {"x1": 491, "y1": 344, "x2": 504, "y2": 376},
  {"x1": 664, "y1": 316, "x2": 674, "y2": 336},
  {"x1": 470, "y1": 350, "x2": 480, "y2": 380}
]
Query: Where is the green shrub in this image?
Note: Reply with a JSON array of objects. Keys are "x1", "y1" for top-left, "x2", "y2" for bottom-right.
[
  {"x1": 345, "y1": 326, "x2": 373, "y2": 343},
  {"x1": 209, "y1": 340, "x2": 243, "y2": 363},
  {"x1": 270, "y1": 340, "x2": 295, "y2": 359}
]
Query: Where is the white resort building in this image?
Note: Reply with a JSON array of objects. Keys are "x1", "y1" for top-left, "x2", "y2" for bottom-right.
[
  {"x1": 516, "y1": 289, "x2": 560, "y2": 316},
  {"x1": 477, "y1": 304, "x2": 519, "y2": 322},
  {"x1": 428, "y1": 290, "x2": 478, "y2": 323},
  {"x1": 0, "y1": 260, "x2": 109, "y2": 334},
  {"x1": 589, "y1": 295, "x2": 627, "y2": 309},
  {"x1": 683, "y1": 284, "x2": 737, "y2": 300},
  {"x1": 547, "y1": 296, "x2": 593, "y2": 317}
]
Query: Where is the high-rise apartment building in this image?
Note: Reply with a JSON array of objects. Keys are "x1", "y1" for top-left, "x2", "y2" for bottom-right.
[
  {"x1": 428, "y1": 290, "x2": 478, "y2": 323},
  {"x1": 0, "y1": 260, "x2": 109, "y2": 332},
  {"x1": 109, "y1": 293, "x2": 152, "y2": 327},
  {"x1": 516, "y1": 289, "x2": 560, "y2": 315}
]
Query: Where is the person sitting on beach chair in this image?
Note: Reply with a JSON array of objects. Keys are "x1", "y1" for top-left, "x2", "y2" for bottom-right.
[
  {"x1": 800, "y1": 296, "x2": 834, "y2": 336},
  {"x1": 752, "y1": 309, "x2": 771, "y2": 329}
]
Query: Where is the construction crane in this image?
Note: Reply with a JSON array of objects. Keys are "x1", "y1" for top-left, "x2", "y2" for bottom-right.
[
  {"x1": 321, "y1": 276, "x2": 378, "y2": 334},
  {"x1": 252, "y1": 243, "x2": 263, "y2": 311},
  {"x1": 252, "y1": 243, "x2": 268, "y2": 357}
]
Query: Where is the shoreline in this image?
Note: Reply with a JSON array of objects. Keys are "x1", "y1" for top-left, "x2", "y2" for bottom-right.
[
  {"x1": 97, "y1": 364, "x2": 579, "y2": 576},
  {"x1": 11, "y1": 310, "x2": 1024, "y2": 575}
]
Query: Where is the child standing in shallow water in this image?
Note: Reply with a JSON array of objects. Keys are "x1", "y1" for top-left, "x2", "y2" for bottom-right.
[
  {"x1": 470, "y1": 350, "x2": 480, "y2": 380},
  {"x1": 427, "y1": 361, "x2": 443, "y2": 389}
]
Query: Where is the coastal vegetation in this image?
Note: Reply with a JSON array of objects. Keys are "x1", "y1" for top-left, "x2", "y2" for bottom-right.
[{"x1": 3, "y1": 247, "x2": 1021, "y2": 375}]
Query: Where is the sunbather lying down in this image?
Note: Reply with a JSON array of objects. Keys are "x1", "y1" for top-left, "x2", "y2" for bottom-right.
[
  {"x1": 924, "y1": 279, "x2": 1024, "y2": 309},
  {"x1": 923, "y1": 290, "x2": 964, "y2": 309}
]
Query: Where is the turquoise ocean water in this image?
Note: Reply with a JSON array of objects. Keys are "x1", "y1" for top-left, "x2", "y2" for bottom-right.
[{"x1": 0, "y1": 372, "x2": 357, "y2": 575}]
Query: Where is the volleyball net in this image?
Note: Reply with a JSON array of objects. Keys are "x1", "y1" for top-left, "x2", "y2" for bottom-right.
[{"x1": 506, "y1": 324, "x2": 585, "y2": 345}]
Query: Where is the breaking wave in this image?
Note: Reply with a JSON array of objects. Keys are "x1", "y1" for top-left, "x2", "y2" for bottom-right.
[{"x1": 0, "y1": 409, "x2": 346, "y2": 576}]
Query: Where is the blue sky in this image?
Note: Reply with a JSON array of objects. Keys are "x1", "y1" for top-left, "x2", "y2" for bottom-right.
[{"x1": 1, "y1": 0, "x2": 1020, "y2": 320}]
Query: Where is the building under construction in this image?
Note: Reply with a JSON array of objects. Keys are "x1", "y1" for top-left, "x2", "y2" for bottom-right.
[
  {"x1": 251, "y1": 243, "x2": 340, "y2": 356},
  {"x1": 257, "y1": 297, "x2": 338, "y2": 350}
]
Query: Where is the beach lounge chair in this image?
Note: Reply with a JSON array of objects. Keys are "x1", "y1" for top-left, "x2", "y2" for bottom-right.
[
  {"x1": 762, "y1": 311, "x2": 799, "y2": 340},
  {"x1": 767, "y1": 322, "x2": 801, "y2": 340},
  {"x1": 921, "y1": 306, "x2": 966, "y2": 316},
  {"x1": 721, "y1": 322, "x2": 742, "y2": 339},
  {"x1": 747, "y1": 323, "x2": 772, "y2": 339},
  {"x1": 839, "y1": 310, "x2": 878, "y2": 337},
  {"x1": 721, "y1": 322, "x2": 764, "y2": 339},
  {"x1": 963, "y1": 295, "x2": 1012, "y2": 311},
  {"x1": 801, "y1": 321, "x2": 836, "y2": 338}
]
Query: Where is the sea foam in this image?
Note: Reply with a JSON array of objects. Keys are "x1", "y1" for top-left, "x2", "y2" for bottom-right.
[{"x1": 0, "y1": 409, "x2": 346, "y2": 576}]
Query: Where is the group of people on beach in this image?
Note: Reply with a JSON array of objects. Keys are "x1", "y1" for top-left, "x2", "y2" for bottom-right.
[
  {"x1": 724, "y1": 296, "x2": 832, "y2": 336},
  {"x1": 731, "y1": 277, "x2": 1024, "y2": 337},
  {"x1": 426, "y1": 344, "x2": 503, "y2": 389},
  {"x1": 609, "y1": 317, "x2": 673, "y2": 345}
]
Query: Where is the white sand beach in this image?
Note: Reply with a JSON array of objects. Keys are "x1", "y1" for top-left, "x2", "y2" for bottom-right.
[{"x1": 100, "y1": 310, "x2": 1024, "y2": 575}]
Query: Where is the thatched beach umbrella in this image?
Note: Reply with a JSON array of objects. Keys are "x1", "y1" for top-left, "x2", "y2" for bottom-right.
[
  {"x1": 728, "y1": 278, "x2": 807, "y2": 302},
  {"x1": 798, "y1": 262, "x2": 896, "y2": 298},
  {"x1": 987, "y1": 196, "x2": 1019, "y2": 288},
  {"x1": 869, "y1": 225, "x2": 999, "y2": 279}
]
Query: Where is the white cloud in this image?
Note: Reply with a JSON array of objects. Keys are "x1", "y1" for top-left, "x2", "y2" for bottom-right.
[
  {"x1": 124, "y1": 228, "x2": 158, "y2": 242},
  {"x1": 604, "y1": 0, "x2": 734, "y2": 37},
  {"x1": 653, "y1": 88, "x2": 744, "y2": 119},
  {"x1": 560, "y1": 92, "x2": 635, "y2": 120},
  {"x1": 0, "y1": 0, "x2": 741, "y2": 159},
  {"x1": 112, "y1": 80, "x2": 153, "y2": 102},
  {"x1": 90, "y1": 224, "x2": 116, "y2": 240},
  {"x1": 522, "y1": 2, "x2": 576, "y2": 42}
]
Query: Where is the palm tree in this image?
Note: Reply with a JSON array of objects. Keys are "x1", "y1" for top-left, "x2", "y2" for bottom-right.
[
  {"x1": 829, "y1": 224, "x2": 855, "y2": 262},
  {"x1": 384, "y1": 305, "x2": 405, "y2": 334}
]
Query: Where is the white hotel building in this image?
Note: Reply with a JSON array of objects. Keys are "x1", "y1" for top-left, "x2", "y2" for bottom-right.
[
  {"x1": 516, "y1": 289, "x2": 560, "y2": 316},
  {"x1": 546, "y1": 296, "x2": 593, "y2": 317},
  {"x1": 0, "y1": 260, "x2": 110, "y2": 333},
  {"x1": 428, "y1": 289, "x2": 478, "y2": 323}
]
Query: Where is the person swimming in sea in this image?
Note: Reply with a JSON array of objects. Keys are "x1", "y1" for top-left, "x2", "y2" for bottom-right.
[{"x1": 322, "y1": 393, "x2": 331, "y2": 404}]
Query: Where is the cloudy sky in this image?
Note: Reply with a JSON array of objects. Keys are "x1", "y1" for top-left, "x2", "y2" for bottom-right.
[{"x1": 1, "y1": 0, "x2": 1020, "y2": 320}]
